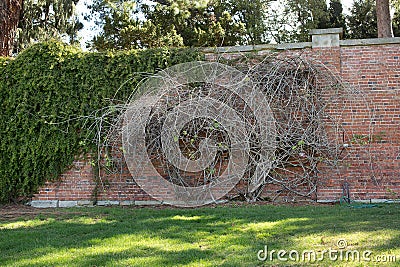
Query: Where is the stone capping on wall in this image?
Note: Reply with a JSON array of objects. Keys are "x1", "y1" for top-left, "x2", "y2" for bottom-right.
[
  {"x1": 201, "y1": 28, "x2": 400, "y2": 54},
  {"x1": 29, "y1": 199, "x2": 229, "y2": 208},
  {"x1": 29, "y1": 199, "x2": 400, "y2": 208},
  {"x1": 29, "y1": 200, "x2": 159, "y2": 208},
  {"x1": 340, "y1": 37, "x2": 400, "y2": 46},
  {"x1": 310, "y1": 28, "x2": 342, "y2": 47},
  {"x1": 201, "y1": 42, "x2": 313, "y2": 53}
]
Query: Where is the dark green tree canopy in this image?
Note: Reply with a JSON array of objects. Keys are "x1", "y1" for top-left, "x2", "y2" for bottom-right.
[
  {"x1": 15, "y1": 0, "x2": 83, "y2": 54},
  {"x1": 89, "y1": 0, "x2": 354, "y2": 49},
  {"x1": 346, "y1": 0, "x2": 377, "y2": 39},
  {"x1": 284, "y1": 0, "x2": 330, "y2": 42},
  {"x1": 1, "y1": 0, "x2": 83, "y2": 56},
  {"x1": 89, "y1": 0, "x2": 270, "y2": 51},
  {"x1": 3, "y1": 0, "x2": 400, "y2": 55},
  {"x1": 328, "y1": 0, "x2": 347, "y2": 36}
]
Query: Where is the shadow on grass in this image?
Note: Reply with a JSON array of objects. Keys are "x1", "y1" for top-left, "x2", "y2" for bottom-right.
[{"x1": 0, "y1": 204, "x2": 399, "y2": 266}]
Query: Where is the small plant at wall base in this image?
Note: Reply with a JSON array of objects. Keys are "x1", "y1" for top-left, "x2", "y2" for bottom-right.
[{"x1": 0, "y1": 41, "x2": 203, "y2": 203}]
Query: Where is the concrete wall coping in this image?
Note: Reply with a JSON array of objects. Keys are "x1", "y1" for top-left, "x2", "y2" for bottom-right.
[
  {"x1": 29, "y1": 199, "x2": 230, "y2": 208},
  {"x1": 309, "y1": 28, "x2": 343, "y2": 35},
  {"x1": 201, "y1": 29, "x2": 400, "y2": 54},
  {"x1": 29, "y1": 199, "x2": 400, "y2": 208},
  {"x1": 201, "y1": 42, "x2": 313, "y2": 54},
  {"x1": 340, "y1": 37, "x2": 400, "y2": 46},
  {"x1": 202, "y1": 44, "x2": 276, "y2": 53},
  {"x1": 276, "y1": 42, "x2": 312, "y2": 50}
]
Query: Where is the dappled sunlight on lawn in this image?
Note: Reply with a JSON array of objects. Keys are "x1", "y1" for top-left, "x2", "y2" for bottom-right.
[
  {"x1": 242, "y1": 217, "x2": 310, "y2": 232},
  {"x1": 12, "y1": 232, "x2": 210, "y2": 266},
  {"x1": 0, "y1": 215, "x2": 115, "y2": 230},
  {"x1": 0, "y1": 218, "x2": 56, "y2": 230},
  {"x1": 0, "y1": 204, "x2": 399, "y2": 266},
  {"x1": 64, "y1": 216, "x2": 116, "y2": 225},
  {"x1": 172, "y1": 215, "x2": 204, "y2": 221}
]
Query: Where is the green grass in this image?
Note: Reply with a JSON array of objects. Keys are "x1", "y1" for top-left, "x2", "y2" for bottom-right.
[{"x1": 0, "y1": 203, "x2": 399, "y2": 266}]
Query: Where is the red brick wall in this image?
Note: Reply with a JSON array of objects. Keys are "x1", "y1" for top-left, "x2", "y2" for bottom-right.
[
  {"x1": 32, "y1": 40, "x2": 400, "y2": 204},
  {"x1": 329, "y1": 44, "x2": 400, "y2": 201},
  {"x1": 34, "y1": 156, "x2": 95, "y2": 201}
]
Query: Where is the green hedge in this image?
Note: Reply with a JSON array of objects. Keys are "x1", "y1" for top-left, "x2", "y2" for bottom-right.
[{"x1": 0, "y1": 41, "x2": 203, "y2": 202}]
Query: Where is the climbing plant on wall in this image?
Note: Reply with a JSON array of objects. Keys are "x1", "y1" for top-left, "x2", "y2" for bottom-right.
[{"x1": 0, "y1": 41, "x2": 203, "y2": 202}]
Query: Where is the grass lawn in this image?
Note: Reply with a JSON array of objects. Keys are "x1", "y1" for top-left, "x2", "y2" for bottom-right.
[{"x1": 0, "y1": 203, "x2": 399, "y2": 266}]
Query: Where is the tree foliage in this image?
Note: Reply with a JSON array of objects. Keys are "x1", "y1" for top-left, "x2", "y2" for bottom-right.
[
  {"x1": 16, "y1": 0, "x2": 83, "y2": 52},
  {"x1": 87, "y1": 0, "x2": 400, "y2": 49},
  {"x1": 284, "y1": 0, "x2": 330, "y2": 42},
  {"x1": 328, "y1": 0, "x2": 347, "y2": 36},
  {"x1": 347, "y1": 0, "x2": 378, "y2": 39},
  {"x1": 0, "y1": 0, "x2": 83, "y2": 56},
  {"x1": 89, "y1": 0, "x2": 270, "y2": 51},
  {"x1": 90, "y1": 0, "x2": 183, "y2": 50},
  {"x1": 267, "y1": 0, "x2": 347, "y2": 43}
]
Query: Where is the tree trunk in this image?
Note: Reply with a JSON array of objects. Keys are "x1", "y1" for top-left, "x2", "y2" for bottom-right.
[
  {"x1": 0, "y1": 0, "x2": 23, "y2": 57},
  {"x1": 376, "y1": 0, "x2": 393, "y2": 38}
]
